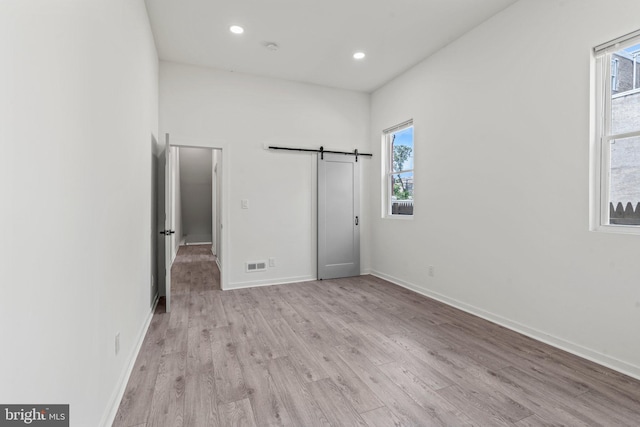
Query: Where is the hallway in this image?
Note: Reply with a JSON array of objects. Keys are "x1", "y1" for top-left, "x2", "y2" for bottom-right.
[{"x1": 113, "y1": 244, "x2": 223, "y2": 426}]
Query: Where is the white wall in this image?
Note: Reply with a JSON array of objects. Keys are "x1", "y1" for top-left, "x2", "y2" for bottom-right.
[
  {"x1": 370, "y1": 0, "x2": 640, "y2": 378},
  {"x1": 180, "y1": 147, "x2": 213, "y2": 239},
  {"x1": 0, "y1": 1, "x2": 159, "y2": 426},
  {"x1": 160, "y1": 62, "x2": 370, "y2": 288}
]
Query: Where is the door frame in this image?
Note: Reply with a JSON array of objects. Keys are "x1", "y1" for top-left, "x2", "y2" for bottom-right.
[{"x1": 166, "y1": 135, "x2": 230, "y2": 290}]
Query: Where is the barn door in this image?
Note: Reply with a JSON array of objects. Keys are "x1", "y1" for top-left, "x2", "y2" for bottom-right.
[{"x1": 317, "y1": 153, "x2": 360, "y2": 279}]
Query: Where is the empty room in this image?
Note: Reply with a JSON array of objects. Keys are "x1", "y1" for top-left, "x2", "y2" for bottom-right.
[{"x1": 2, "y1": 0, "x2": 640, "y2": 426}]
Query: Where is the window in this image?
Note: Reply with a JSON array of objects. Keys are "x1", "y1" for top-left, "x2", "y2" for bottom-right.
[
  {"x1": 383, "y1": 120, "x2": 414, "y2": 217},
  {"x1": 593, "y1": 31, "x2": 640, "y2": 230}
]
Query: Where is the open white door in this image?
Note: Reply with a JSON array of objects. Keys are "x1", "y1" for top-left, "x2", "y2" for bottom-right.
[
  {"x1": 162, "y1": 134, "x2": 174, "y2": 312},
  {"x1": 318, "y1": 153, "x2": 360, "y2": 279}
]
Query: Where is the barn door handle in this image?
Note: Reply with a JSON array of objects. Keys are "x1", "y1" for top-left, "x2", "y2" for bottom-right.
[{"x1": 355, "y1": 216, "x2": 359, "y2": 226}]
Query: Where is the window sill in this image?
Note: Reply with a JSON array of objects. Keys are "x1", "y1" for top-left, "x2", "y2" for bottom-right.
[
  {"x1": 384, "y1": 215, "x2": 414, "y2": 221},
  {"x1": 591, "y1": 224, "x2": 640, "y2": 235}
]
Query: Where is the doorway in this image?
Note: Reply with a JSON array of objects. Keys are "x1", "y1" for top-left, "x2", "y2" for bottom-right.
[
  {"x1": 158, "y1": 139, "x2": 225, "y2": 312},
  {"x1": 179, "y1": 147, "x2": 215, "y2": 246}
]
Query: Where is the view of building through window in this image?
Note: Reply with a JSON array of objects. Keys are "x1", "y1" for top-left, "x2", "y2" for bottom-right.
[
  {"x1": 609, "y1": 43, "x2": 640, "y2": 225},
  {"x1": 388, "y1": 124, "x2": 414, "y2": 215}
]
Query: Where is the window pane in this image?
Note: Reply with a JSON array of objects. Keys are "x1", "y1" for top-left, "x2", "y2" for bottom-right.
[
  {"x1": 390, "y1": 172, "x2": 414, "y2": 215},
  {"x1": 609, "y1": 136, "x2": 640, "y2": 225},
  {"x1": 391, "y1": 127, "x2": 414, "y2": 173},
  {"x1": 610, "y1": 43, "x2": 640, "y2": 135}
]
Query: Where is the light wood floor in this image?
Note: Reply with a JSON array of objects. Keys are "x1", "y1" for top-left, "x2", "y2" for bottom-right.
[{"x1": 113, "y1": 245, "x2": 640, "y2": 426}]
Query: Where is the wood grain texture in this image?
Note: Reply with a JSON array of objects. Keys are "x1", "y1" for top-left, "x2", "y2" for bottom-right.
[
  {"x1": 114, "y1": 245, "x2": 640, "y2": 426},
  {"x1": 218, "y1": 399, "x2": 258, "y2": 427}
]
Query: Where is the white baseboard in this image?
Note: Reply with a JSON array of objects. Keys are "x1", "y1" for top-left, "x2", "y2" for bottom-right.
[
  {"x1": 100, "y1": 295, "x2": 159, "y2": 427},
  {"x1": 370, "y1": 270, "x2": 640, "y2": 382},
  {"x1": 227, "y1": 275, "x2": 316, "y2": 290},
  {"x1": 216, "y1": 257, "x2": 222, "y2": 272}
]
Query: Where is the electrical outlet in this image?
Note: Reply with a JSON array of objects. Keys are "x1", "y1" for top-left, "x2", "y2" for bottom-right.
[
  {"x1": 241, "y1": 199, "x2": 249, "y2": 209},
  {"x1": 269, "y1": 257, "x2": 276, "y2": 267},
  {"x1": 428, "y1": 266, "x2": 435, "y2": 277},
  {"x1": 115, "y1": 333, "x2": 120, "y2": 356}
]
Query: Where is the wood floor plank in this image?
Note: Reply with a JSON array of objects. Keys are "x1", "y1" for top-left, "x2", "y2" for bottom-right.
[
  {"x1": 268, "y1": 317, "x2": 329, "y2": 382},
  {"x1": 255, "y1": 286, "x2": 298, "y2": 319},
  {"x1": 146, "y1": 351, "x2": 186, "y2": 427},
  {"x1": 167, "y1": 294, "x2": 189, "y2": 329},
  {"x1": 436, "y1": 323, "x2": 514, "y2": 371},
  {"x1": 387, "y1": 334, "x2": 466, "y2": 384},
  {"x1": 186, "y1": 317, "x2": 213, "y2": 376},
  {"x1": 161, "y1": 326, "x2": 188, "y2": 357},
  {"x1": 113, "y1": 312, "x2": 168, "y2": 427},
  {"x1": 282, "y1": 300, "x2": 331, "y2": 332},
  {"x1": 210, "y1": 326, "x2": 248, "y2": 404},
  {"x1": 466, "y1": 365, "x2": 592, "y2": 427},
  {"x1": 437, "y1": 383, "x2": 521, "y2": 427},
  {"x1": 378, "y1": 362, "x2": 475, "y2": 426},
  {"x1": 323, "y1": 352, "x2": 384, "y2": 414},
  {"x1": 359, "y1": 406, "x2": 405, "y2": 427},
  {"x1": 184, "y1": 367, "x2": 219, "y2": 427},
  {"x1": 496, "y1": 366, "x2": 612, "y2": 426},
  {"x1": 218, "y1": 399, "x2": 258, "y2": 427},
  {"x1": 236, "y1": 341, "x2": 294, "y2": 426},
  {"x1": 243, "y1": 309, "x2": 287, "y2": 360},
  {"x1": 115, "y1": 247, "x2": 640, "y2": 427},
  {"x1": 205, "y1": 291, "x2": 229, "y2": 328},
  {"x1": 307, "y1": 378, "x2": 368, "y2": 427},
  {"x1": 235, "y1": 288, "x2": 261, "y2": 311},
  {"x1": 222, "y1": 299, "x2": 254, "y2": 342},
  {"x1": 572, "y1": 388, "x2": 640, "y2": 425},
  {"x1": 335, "y1": 345, "x2": 450, "y2": 427},
  {"x1": 514, "y1": 414, "x2": 559, "y2": 427},
  {"x1": 188, "y1": 291, "x2": 208, "y2": 318},
  {"x1": 268, "y1": 356, "x2": 329, "y2": 427}
]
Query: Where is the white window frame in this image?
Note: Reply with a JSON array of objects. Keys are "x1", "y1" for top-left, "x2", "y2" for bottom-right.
[
  {"x1": 382, "y1": 120, "x2": 414, "y2": 219},
  {"x1": 592, "y1": 31, "x2": 640, "y2": 234},
  {"x1": 611, "y1": 58, "x2": 619, "y2": 92}
]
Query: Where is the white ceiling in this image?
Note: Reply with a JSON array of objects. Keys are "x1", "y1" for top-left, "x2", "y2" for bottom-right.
[{"x1": 145, "y1": 0, "x2": 517, "y2": 92}]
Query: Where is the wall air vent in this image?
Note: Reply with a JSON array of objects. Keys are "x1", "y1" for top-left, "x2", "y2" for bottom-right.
[{"x1": 246, "y1": 261, "x2": 267, "y2": 272}]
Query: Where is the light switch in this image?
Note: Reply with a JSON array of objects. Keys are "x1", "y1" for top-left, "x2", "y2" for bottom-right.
[{"x1": 241, "y1": 199, "x2": 249, "y2": 209}]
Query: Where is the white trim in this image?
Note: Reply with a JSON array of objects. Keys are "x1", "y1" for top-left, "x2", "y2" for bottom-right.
[
  {"x1": 382, "y1": 119, "x2": 414, "y2": 135},
  {"x1": 591, "y1": 39, "x2": 640, "y2": 232},
  {"x1": 591, "y1": 223, "x2": 640, "y2": 235},
  {"x1": 227, "y1": 275, "x2": 316, "y2": 290},
  {"x1": 370, "y1": 270, "x2": 640, "y2": 382},
  {"x1": 594, "y1": 28, "x2": 640, "y2": 56},
  {"x1": 612, "y1": 87, "x2": 640, "y2": 99},
  {"x1": 383, "y1": 214, "x2": 414, "y2": 221},
  {"x1": 100, "y1": 296, "x2": 159, "y2": 427},
  {"x1": 166, "y1": 134, "x2": 230, "y2": 290},
  {"x1": 605, "y1": 129, "x2": 640, "y2": 141},
  {"x1": 383, "y1": 121, "x2": 415, "y2": 218}
]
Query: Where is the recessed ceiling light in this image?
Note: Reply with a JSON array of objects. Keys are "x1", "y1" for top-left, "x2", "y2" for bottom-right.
[
  {"x1": 353, "y1": 51, "x2": 366, "y2": 60},
  {"x1": 230, "y1": 25, "x2": 244, "y2": 35}
]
